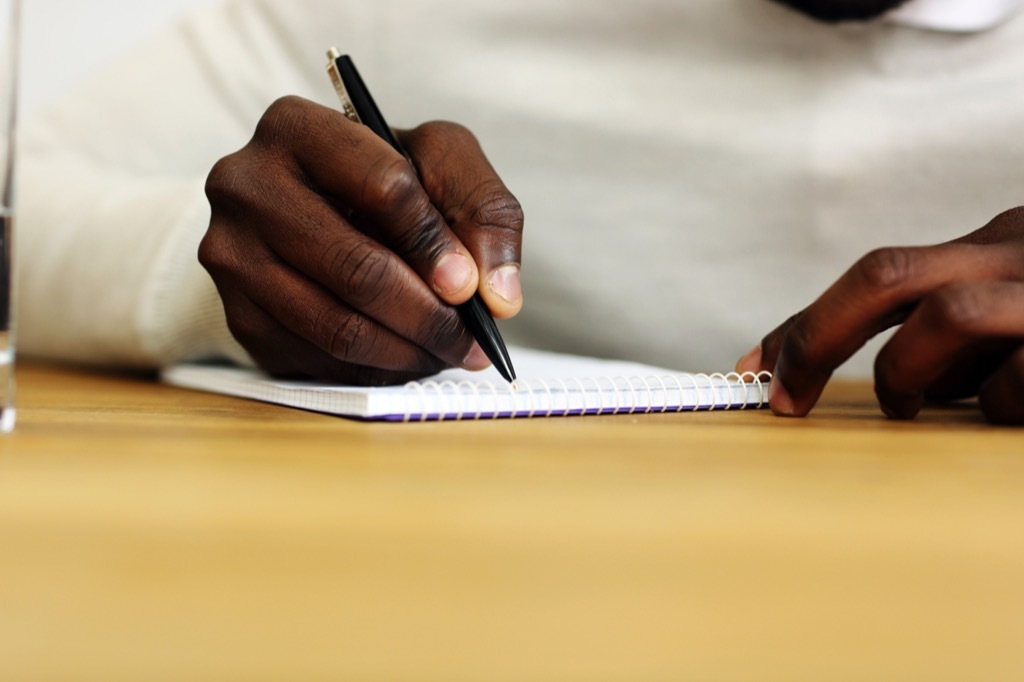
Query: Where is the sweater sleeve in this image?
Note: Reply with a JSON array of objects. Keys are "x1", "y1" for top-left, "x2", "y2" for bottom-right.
[
  {"x1": 14, "y1": 0, "x2": 331, "y2": 368},
  {"x1": 16, "y1": 152, "x2": 250, "y2": 368}
]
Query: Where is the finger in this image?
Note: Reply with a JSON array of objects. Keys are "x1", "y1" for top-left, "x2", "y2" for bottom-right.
[
  {"x1": 233, "y1": 251, "x2": 458, "y2": 373},
  {"x1": 400, "y1": 122, "x2": 525, "y2": 319},
  {"x1": 978, "y1": 346, "x2": 1024, "y2": 425},
  {"x1": 947, "y1": 206, "x2": 1024, "y2": 246},
  {"x1": 219, "y1": 289, "x2": 441, "y2": 386},
  {"x1": 874, "y1": 281, "x2": 1024, "y2": 419},
  {"x1": 735, "y1": 311, "x2": 803, "y2": 374},
  {"x1": 770, "y1": 243, "x2": 1008, "y2": 417},
  {"x1": 262, "y1": 97, "x2": 479, "y2": 305},
  {"x1": 205, "y1": 164, "x2": 482, "y2": 370},
  {"x1": 922, "y1": 340, "x2": 1017, "y2": 403}
]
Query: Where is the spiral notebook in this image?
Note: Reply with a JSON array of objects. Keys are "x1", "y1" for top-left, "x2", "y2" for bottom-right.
[{"x1": 162, "y1": 347, "x2": 771, "y2": 422}]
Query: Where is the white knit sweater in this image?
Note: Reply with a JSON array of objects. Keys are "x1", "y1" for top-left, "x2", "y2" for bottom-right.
[{"x1": 17, "y1": 0, "x2": 1024, "y2": 375}]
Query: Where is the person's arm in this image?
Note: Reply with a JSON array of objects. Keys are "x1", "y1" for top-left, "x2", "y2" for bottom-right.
[
  {"x1": 17, "y1": 5, "x2": 261, "y2": 368},
  {"x1": 18, "y1": 0, "x2": 523, "y2": 381},
  {"x1": 17, "y1": 152, "x2": 246, "y2": 367},
  {"x1": 737, "y1": 207, "x2": 1024, "y2": 425}
]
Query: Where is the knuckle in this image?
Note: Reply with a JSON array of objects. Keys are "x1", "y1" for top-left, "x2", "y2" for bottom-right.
[
  {"x1": 366, "y1": 158, "x2": 421, "y2": 209},
  {"x1": 197, "y1": 229, "x2": 237, "y2": 276},
  {"x1": 326, "y1": 240, "x2": 397, "y2": 310},
  {"x1": 324, "y1": 312, "x2": 371, "y2": 360},
  {"x1": 778, "y1": 318, "x2": 822, "y2": 372},
  {"x1": 921, "y1": 284, "x2": 988, "y2": 336},
  {"x1": 469, "y1": 185, "x2": 524, "y2": 235},
  {"x1": 411, "y1": 120, "x2": 474, "y2": 148},
  {"x1": 204, "y1": 152, "x2": 251, "y2": 206},
  {"x1": 1001, "y1": 206, "x2": 1024, "y2": 225},
  {"x1": 256, "y1": 95, "x2": 320, "y2": 144},
  {"x1": 396, "y1": 206, "x2": 449, "y2": 264},
  {"x1": 196, "y1": 232, "x2": 219, "y2": 271},
  {"x1": 967, "y1": 206, "x2": 1024, "y2": 263},
  {"x1": 367, "y1": 162, "x2": 449, "y2": 262},
  {"x1": 264, "y1": 94, "x2": 302, "y2": 118},
  {"x1": 204, "y1": 155, "x2": 234, "y2": 199},
  {"x1": 205, "y1": 147, "x2": 284, "y2": 213},
  {"x1": 428, "y1": 119, "x2": 471, "y2": 136},
  {"x1": 988, "y1": 206, "x2": 1024, "y2": 231},
  {"x1": 854, "y1": 247, "x2": 919, "y2": 293}
]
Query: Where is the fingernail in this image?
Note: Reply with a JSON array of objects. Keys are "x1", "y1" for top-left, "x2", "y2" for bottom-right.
[
  {"x1": 433, "y1": 252, "x2": 473, "y2": 296},
  {"x1": 487, "y1": 265, "x2": 522, "y2": 305},
  {"x1": 768, "y1": 379, "x2": 798, "y2": 417},
  {"x1": 736, "y1": 345, "x2": 762, "y2": 373},
  {"x1": 462, "y1": 343, "x2": 491, "y2": 371}
]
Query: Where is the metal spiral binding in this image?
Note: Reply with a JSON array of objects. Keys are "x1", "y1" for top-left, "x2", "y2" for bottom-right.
[{"x1": 402, "y1": 370, "x2": 772, "y2": 422}]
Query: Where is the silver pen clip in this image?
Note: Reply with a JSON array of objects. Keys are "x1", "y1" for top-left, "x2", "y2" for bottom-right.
[{"x1": 325, "y1": 47, "x2": 361, "y2": 124}]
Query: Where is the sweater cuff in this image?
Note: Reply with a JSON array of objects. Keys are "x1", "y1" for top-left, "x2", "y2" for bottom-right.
[{"x1": 138, "y1": 179, "x2": 253, "y2": 368}]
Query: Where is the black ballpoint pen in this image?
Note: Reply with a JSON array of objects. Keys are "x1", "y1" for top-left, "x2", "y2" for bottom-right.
[{"x1": 325, "y1": 48, "x2": 517, "y2": 385}]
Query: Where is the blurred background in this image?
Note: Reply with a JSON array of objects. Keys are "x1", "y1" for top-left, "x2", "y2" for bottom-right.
[{"x1": 22, "y1": 0, "x2": 204, "y2": 115}]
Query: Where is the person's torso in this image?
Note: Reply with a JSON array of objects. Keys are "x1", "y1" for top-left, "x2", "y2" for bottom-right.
[{"x1": 168, "y1": 0, "x2": 1024, "y2": 372}]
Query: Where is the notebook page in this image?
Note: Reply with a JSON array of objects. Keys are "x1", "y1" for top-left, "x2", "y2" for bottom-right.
[
  {"x1": 162, "y1": 346, "x2": 771, "y2": 421},
  {"x1": 413, "y1": 347, "x2": 703, "y2": 385}
]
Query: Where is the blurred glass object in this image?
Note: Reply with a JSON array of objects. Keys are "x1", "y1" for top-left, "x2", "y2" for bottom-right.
[{"x1": 0, "y1": 0, "x2": 18, "y2": 433}]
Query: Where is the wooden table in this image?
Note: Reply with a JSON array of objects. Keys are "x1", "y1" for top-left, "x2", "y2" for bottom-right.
[{"x1": 1, "y1": 362, "x2": 1022, "y2": 681}]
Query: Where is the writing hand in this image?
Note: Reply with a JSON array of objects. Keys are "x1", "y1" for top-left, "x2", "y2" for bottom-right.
[
  {"x1": 200, "y1": 96, "x2": 523, "y2": 384},
  {"x1": 737, "y1": 207, "x2": 1024, "y2": 424}
]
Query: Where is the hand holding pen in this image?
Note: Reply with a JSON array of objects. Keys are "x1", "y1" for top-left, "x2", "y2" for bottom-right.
[
  {"x1": 201, "y1": 60, "x2": 523, "y2": 385},
  {"x1": 325, "y1": 49, "x2": 517, "y2": 384}
]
